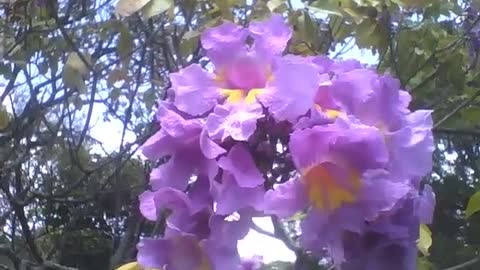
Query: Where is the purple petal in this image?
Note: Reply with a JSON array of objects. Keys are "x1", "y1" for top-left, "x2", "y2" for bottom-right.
[
  {"x1": 166, "y1": 209, "x2": 212, "y2": 240},
  {"x1": 329, "y1": 59, "x2": 362, "y2": 73},
  {"x1": 416, "y1": 184, "x2": 435, "y2": 224},
  {"x1": 201, "y1": 22, "x2": 248, "y2": 67},
  {"x1": 200, "y1": 128, "x2": 226, "y2": 159},
  {"x1": 202, "y1": 239, "x2": 241, "y2": 270},
  {"x1": 212, "y1": 174, "x2": 265, "y2": 215},
  {"x1": 209, "y1": 212, "x2": 252, "y2": 243},
  {"x1": 387, "y1": 110, "x2": 434, "y2": 178},
  {"x1": 206, "y1": 104, "x2": 264, "y2": 142},
  {"x1": 329, "y1": 69, "x2": 377, "y2": 115},
  {"x1": 341, "y1": 231, "x2": 417, "y2": 270},
  {"x1": 188, "y1": 176, "x2": 213, "y2": 214},
  {"x1": 261, "y1": 178, "x2": 309, "y2": 218},
  {"x1": 312, "y1": 55, "x2": 334, "y2": 73},
  {"x1": 357, "y1": 169, "x2": 412, "y2": 221},
  {"x1": 149, "y1": 157, "x2": 193, "y2": 191},
  {"x1": 138, "y1": 235, "x2": 206, "y2": 270},
  {"x1": 259, "y1": 59, "x2": 320, "y2": 122},
  {"x1": 156, "y1": 104, "x2": 203, "y2": 136},
  {"x1": 139, "y1": 191, "x2": 158, "y2": 221},
  {"x1": 289, "y1": 119, "x2": 388, "y2": 171},
  {"x1": 249, "y1": 14, "x2": 292, "y2": 58},
  {"x1": 137, "y1": 238, "x2": 170, "y2": 268},
  {"x1": 218, "y1": 144, "x2": 264, "y2": 188},
  {"x1": 141, "y1": 129, "x2": 176, "y2": 160},
  {"x1": 171, "y1": 64, "x2": 220, "y2": 116},
  {"x1": 301, "y1": 208, "x2": 365, "y2": 261}
]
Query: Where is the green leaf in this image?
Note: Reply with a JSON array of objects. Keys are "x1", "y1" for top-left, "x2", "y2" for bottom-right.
[
  {"x1": 330, "y1": 17, "x2": 353, "y2": 42},
  {"x1": 117, "y1": 26, "x2": 134, "y2": 62},
  {"x1": 142, "y1": 0, "x2": 174, "y2": 18},
  {"x1": 417, "y1": 256, "x2": 435, "y2": 270},
  {"x1": 109, "y1": 89, "x2": 122, "y2": 101},
  {"x1": 355, "y1": 18, "x2": 388, "y2": 52},
  {"x1": 417, "y1": 224, "x2": 432, "y2": 256},
  {"x1": 0, "y1": 106, "x2": 10, "y2": 130},
  {"x1": 180, "y1": 30, "x2": 200, "y2": 57},
  {"x1": 309, "y1": 0, "x2": 346, "y2": 16},
  {"x1": 466, "y1": 191, "x2": 480, "y2": 218},
  {"x1": 295, "y1": 11, "x2": 318, "y2": 46},
  {"x1": 115, "y1": 0, "x2": 151, "y2": 17}
]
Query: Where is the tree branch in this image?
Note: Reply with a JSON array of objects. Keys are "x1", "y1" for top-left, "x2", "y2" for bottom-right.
[{"x1": 442, "y1": 256, "x2": 480, "y2": 270}]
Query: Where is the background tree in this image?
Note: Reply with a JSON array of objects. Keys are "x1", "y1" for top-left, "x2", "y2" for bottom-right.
[{"x1": 1, "y1": 0, "x2": 480, "y2": 269}]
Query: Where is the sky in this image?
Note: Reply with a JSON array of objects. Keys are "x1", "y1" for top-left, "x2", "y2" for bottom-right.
[{"x1": 0, "y1": 0, "x2": 380, "y2": 264}]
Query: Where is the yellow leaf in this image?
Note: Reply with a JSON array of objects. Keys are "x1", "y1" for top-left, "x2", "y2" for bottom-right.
[
  {"x1": 116, "y1": 262, "x2": 142, "y2": 270},
  {"x1": 417, "y1": 224, "x2": 432, "y2": 256},
  {"x1": 62, "y1": 52, "x2": 90, "y2": 92},
  {"x1": 391, "y1": 0, "x2": 432, "y2": 8},
  {"x1": 142, "y1": 0, "x2": 174, "y2": 18},
  {"x1": 116, "y1": 0, "x2": 151, "y2": 17},
  {"x1": 466, "y1": 191, "x2": 480, "y2": 218},
  {"x1": 267, "y1": 0, "x2": 287, "y2": 12},
  {"x1": 65, "y1": 52, "x2": 89, "y2": 76}
]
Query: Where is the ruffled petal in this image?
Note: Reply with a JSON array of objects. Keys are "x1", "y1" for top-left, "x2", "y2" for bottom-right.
[
  {"x1": 171, "y1": 64, "x2": 220, "y2": 116},
  {"x1": 206, "y1": 104, "x2": 264, "y2": 142},
  {"x1": 249, "y1": 14, "x2": 292, "y2": 58},
  {"x1": 212, "y1": 174, "x2": 264, "y2": 215},
  {"x1": 218, "y1": 144, "x2": 264, "y2": 188},
  {"x1": 200, "y1": 128, "x2": 226, "y2": 159},
  {"x1": 261, "y1": 178, "x2": 309, "y2": 218},
  {"x1": 387, "y1": 110, "x2": 434, "y2": 178},
  {"x1": 201, "y1": 22, "x2": 248, "y2": 67},
  {"x1": 259, "y1": 59, "x2": 320, "y2": 122}
]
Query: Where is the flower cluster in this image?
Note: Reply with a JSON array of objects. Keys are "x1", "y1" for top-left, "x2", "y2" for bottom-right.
[{"x1": 135, "y1": 14, "x2": 435, "y2": 270}]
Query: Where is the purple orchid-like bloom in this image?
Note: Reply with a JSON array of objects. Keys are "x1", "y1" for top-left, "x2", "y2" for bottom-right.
[
  {"x1": 137, "y1": 214, "x2": 252, "y2": 270},
  {"x1": 170, "y1": 14, "x2": 320, "y2": 143},
  {"x1": 341, "y1": 186, "x2": 436, "y2": 270},
  {"x1": 141, "y1": 104, "x2": 225, "y2": 191},
  {"x1": 137, "y1": 180, "x2": 253, "y2": 270},
  {"x1": 312, "y1": 68, "x2": 434, "y2": 180},
  {"x1": 262, "y1": 118, "x2": 415, "y2": 263}
]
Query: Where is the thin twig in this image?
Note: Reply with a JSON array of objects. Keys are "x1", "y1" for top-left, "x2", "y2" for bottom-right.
[{"x1": 434, "y1": 89, "x2": 480, "y2": 128}]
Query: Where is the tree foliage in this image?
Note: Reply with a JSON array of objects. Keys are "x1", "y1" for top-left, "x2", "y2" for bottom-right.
[{"x1": 1, "y1": 0, "x2": 480, "y2": 269}]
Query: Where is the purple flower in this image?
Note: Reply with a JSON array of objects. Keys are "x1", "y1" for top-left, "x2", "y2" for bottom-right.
[
  {"x1": 142, "y1": 105, "x2": 224, "y2": 191},
  {"x1": 170, "y1": 14, "x2": 319, "y2": 127},
  {"x1": 137, "y1": 211, "x2": 252, "y2": 270},
  {"x1": 262, "y1": 117, "x2": 415, "y2": 262},
  {"x1": 299, "y1": 170, "x2": 412, "y2": 262},
  {"x1": 340, "y1": 197, "x2": 420, "y2": 270},
  {"x1": 289, "y1": 118, "x2": 389, "y2": 211},
  {"x1": 311, "y1": 68, "x2": 434, "y2": 179},
  {"x1": 139, "y1": 183, "x2": 212, "y2": 239}
]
